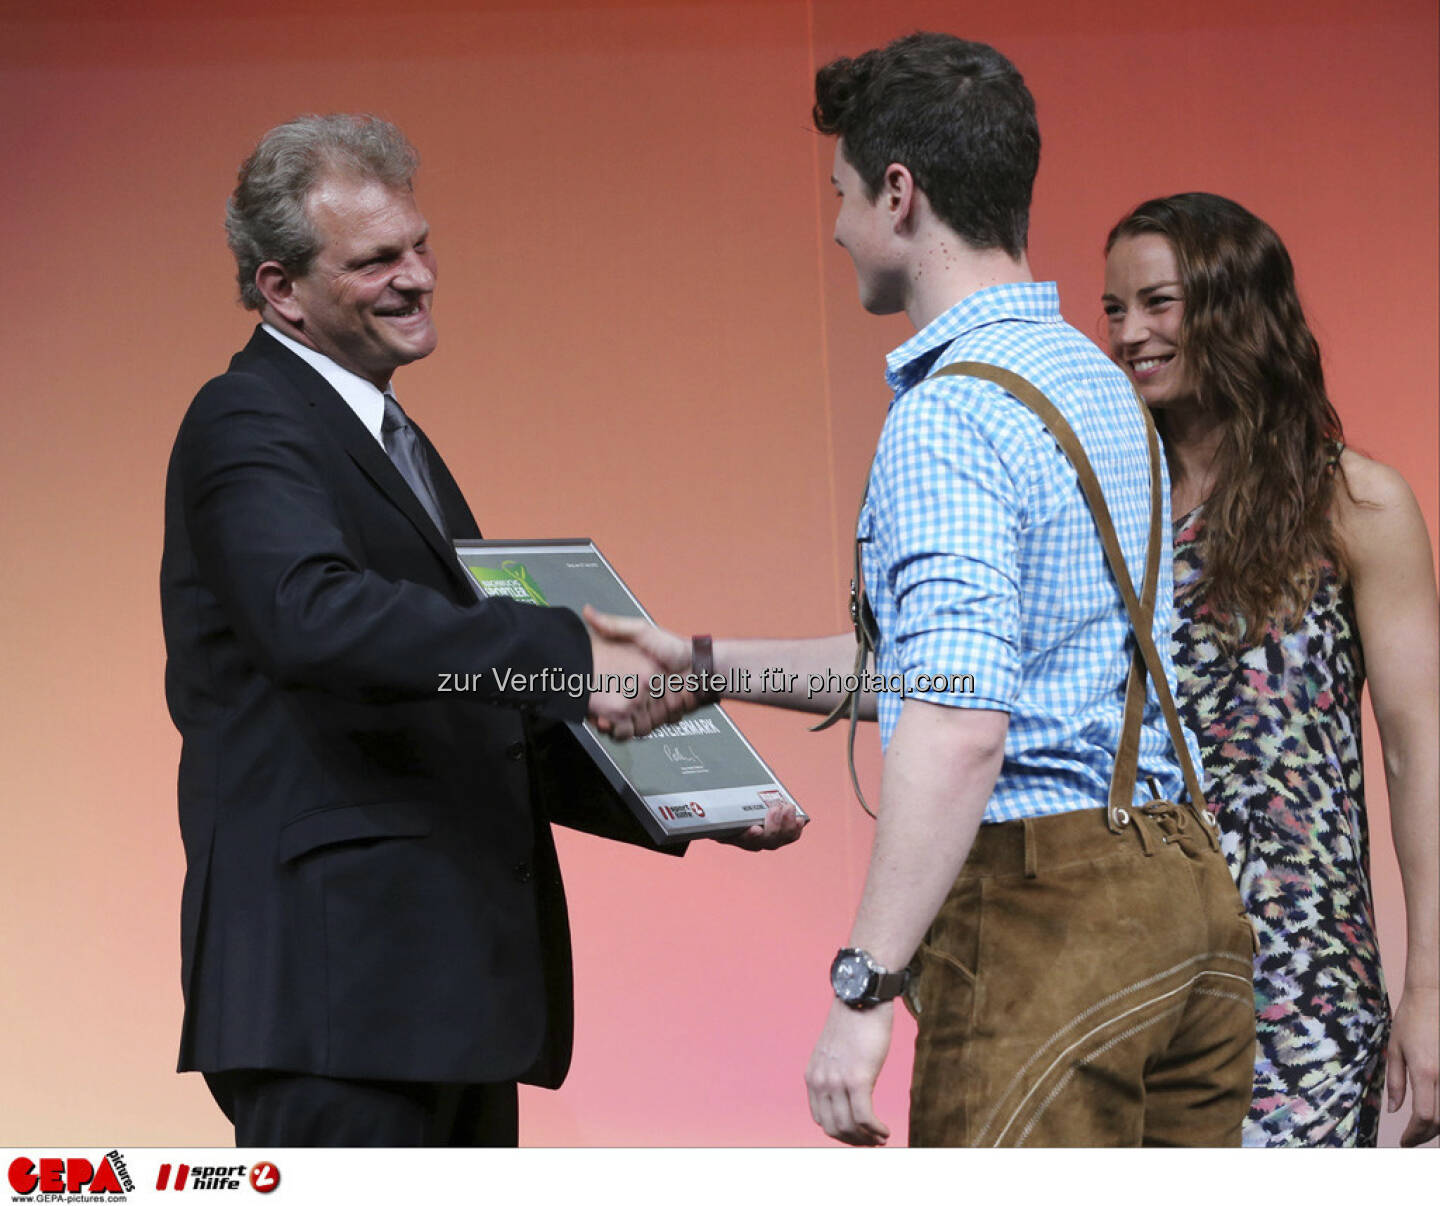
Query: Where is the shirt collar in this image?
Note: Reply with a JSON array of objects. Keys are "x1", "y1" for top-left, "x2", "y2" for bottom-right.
[
  {"x1": 884, "y1": 281, "x2": 1063, "y2": 397},
  {"x1": 261, "y1": 323, "x2": 391, "y2": 444}
]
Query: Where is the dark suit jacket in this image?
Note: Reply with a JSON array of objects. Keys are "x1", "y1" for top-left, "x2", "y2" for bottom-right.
[{"x1": 161, "y1": 327, "x2": 616, "y2": 1088}]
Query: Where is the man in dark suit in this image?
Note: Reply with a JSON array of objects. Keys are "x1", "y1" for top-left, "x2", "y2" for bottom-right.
[{"x1": 161, "y1": 114, "x2": 799, "y2": 1147}]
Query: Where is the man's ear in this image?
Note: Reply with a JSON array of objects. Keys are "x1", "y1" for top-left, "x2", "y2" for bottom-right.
[
  {"x1": 881, "y1": 163, "x2": 917, "y2": 231},
  {"x1": 255, "y1": 261, "x2": 304, "y2": 325}
]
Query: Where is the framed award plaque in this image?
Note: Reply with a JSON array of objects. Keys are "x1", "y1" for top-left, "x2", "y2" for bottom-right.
[{"x1": 455, "y1": 539, "x2": 806, "y2": 845}]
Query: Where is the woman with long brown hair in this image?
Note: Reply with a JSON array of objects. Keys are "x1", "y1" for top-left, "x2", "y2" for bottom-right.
[{"x1": 1102, "y1": 192, "x2": 1437, "y2": 1146}]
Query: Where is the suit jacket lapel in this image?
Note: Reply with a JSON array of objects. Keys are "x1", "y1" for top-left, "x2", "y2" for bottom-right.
[{"x1": 232, "y1": 328, "x2": 478, "y2": 593}]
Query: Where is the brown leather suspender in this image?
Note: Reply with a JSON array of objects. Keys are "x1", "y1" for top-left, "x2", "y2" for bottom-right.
[{"x1": 825, "y1": 359, "x2": 1215, "y2": 841}]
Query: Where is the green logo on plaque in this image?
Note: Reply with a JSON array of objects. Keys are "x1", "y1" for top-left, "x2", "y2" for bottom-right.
[{"x1": 468, "y1": 560, "x2": 549, "y2": 606}]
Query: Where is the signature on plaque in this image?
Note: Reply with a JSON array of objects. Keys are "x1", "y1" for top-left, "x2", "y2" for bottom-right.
[{"x1": 663, "y1": 744, "x2": 707, "y2": 775}]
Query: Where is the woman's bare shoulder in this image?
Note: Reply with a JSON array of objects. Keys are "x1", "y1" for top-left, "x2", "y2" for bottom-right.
[
  {"x1": 1334, "y1": 448, "x2": 1430, "y2": 569},
  {"x1": 1337, "y1": 447, "x2": 1413, "y2": 507}
]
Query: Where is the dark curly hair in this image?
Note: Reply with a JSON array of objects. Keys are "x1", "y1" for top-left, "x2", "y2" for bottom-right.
[
  {"x1": 814, "y1": 32, "x2": 1039, "y2": 258},
  {"x1": 1106, "y1": 192, "x2": 1348, "y2": 643}
]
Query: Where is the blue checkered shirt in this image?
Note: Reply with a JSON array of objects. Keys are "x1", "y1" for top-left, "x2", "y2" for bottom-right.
[{"x1": 861, "y1": 282, "x2": 1202, "y2": 822}]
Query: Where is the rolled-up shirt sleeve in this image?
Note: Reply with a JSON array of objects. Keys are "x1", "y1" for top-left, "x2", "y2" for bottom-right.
[{"x1": 868, "y1": 380, "x2": 1024, "y2": 712}]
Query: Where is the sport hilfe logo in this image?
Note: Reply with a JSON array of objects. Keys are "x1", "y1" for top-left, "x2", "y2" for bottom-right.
[
  {"x1": 655, "y1": 801, "x2": 707, "y2": 822},
  {"x1": 154, "y1": 1162, "x2": 279, "y2": 1192}
]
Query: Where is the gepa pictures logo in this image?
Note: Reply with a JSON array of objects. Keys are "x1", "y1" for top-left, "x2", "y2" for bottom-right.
[{"x1": 8, "y1": 1150, "x2": 134, "y2": 1200}]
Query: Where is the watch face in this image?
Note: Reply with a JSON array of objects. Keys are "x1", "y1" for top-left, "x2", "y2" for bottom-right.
[{"x1": 831, "y1": 952, "x2": 874, "y2": 1002}]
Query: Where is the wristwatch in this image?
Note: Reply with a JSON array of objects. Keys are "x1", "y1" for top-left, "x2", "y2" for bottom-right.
[{"x1": 830, "y1": 947, "x2": 910, "y2": 1009}]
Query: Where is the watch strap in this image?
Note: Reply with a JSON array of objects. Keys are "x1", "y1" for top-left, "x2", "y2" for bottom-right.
[{"x1": 869, "y1": 966, "x2": 910, "y2": 1003}]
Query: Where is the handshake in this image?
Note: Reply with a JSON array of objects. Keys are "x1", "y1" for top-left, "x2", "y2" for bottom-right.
[
  {"x1": 581, "y1": 605, "x2": 695, "y2": 741},
  {"x1": 579, "y1": 606, "x2": 804, "y2": 852}
]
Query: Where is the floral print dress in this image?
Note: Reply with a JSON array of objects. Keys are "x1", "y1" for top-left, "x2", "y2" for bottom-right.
[{"x1": 1171, "y1": 508, "x2": 1389, "y2": 1146}]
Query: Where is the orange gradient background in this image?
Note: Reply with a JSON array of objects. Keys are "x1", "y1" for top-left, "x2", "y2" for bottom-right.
[{"x1": 2, "y1": 0, "x2": 1435, "y2": 1148}]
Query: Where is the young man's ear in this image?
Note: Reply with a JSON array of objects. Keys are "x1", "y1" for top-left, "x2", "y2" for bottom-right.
[
  {"x1": 255, "y1": 261, "x2": 304, "y2": 325},
  {"x1": 881, "y1": 163, "x2": 917, "y2": 231}
]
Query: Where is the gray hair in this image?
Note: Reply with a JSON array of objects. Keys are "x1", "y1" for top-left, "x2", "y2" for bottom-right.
[{"x1": 225, "y1": 114, "x2": 419, "y2": 310}]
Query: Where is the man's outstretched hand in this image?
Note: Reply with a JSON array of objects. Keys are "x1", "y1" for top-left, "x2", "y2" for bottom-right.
[
  {"x1": 585, "y1": 606, "x2": 807, "y2": 853},
  {"x1": 583, "y1": 606, "x2": 690, "y2": 674},
  {"x1": 584, "y1": 605, "x2": 695, "y2": 739},
  {"x1": 585, "y1": 617, "x2": 692, "y2": 740}
]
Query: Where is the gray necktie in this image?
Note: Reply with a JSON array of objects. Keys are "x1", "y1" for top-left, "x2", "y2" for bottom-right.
[{"x1": 381, "y1": 393, "x2": 449, "y2": 541}]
